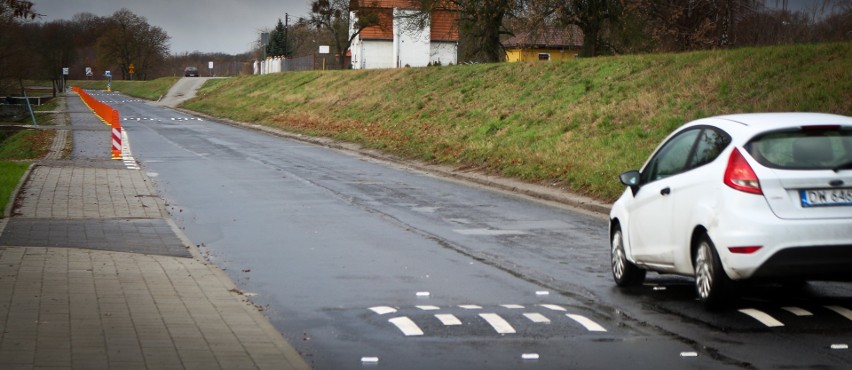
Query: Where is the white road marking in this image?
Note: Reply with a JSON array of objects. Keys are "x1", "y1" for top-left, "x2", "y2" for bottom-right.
[
  {"x1": 459, "y1": 305, "x2": 482, "y2": 310},
  {"x1": 522, "y1": 353, "x2": 540, "y2": 360},
  {"x1": 453, "y1": 229, "x2": 527, "y2": 236},
  {"x1": 738, "y1": 308, "x2": 784, "y2": 327},
  {"x1": 501, "y1": 304, "x2": 525, "y2": 309},
  {"x1": 435, "y1": 314, "x2": 462, "y2": 326},
  {"x1": 825, "y1": 306, "x2": 852, "y2": 321},
  {"x1": 523, "y1": 313, "x2": 551, "y2": 323},
  {"x1": 369, "y1": 306, "x2": 397, "y2": 315},
  {"x1": 831, "y1": 344, "x2": 848, "y2": 350},
  {"x1": 680, "y1": 352, "x2": 699, "y2": 357},
  {"x1": 535, "y1": 291, "x2": 550, "y2": 296},
  {"x1": 361, "y1": 357, "x2": 379, "y2": 363},
  {"x1": 539, "y1": 304, "x2": 567, "y2": 311},
  {"x1": 566, "y1": 314, "x2": 607, "y2": 332},
  {"x1": 781, "y1": 306, "x2": 813, "y2": 316},
  {"x1": 416, "y1": 291, "x2": 430, "y2": 297},
  {"x1": 479, "y1": 313, "x2": 516, "y2": 334},
  {"x1": 388, "y1": 317, "x2": 424, "y2": 336},
  {"x1": 416, "y1": 305, "x2": 440, "y2": 311}
]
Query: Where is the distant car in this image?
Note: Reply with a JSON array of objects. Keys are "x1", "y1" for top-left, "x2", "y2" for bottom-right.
[
  {"x1": 184, "y1": 67, "x2": 199, "y2": 77},
  {"x1": 609, "y1": 113, "x2": 852, "y2": 309}
]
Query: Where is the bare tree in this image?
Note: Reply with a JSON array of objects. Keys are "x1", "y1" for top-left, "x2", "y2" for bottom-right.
[
  {"x1": 1, "y1": 0, "x2": 39, "y2": 19},
  {"x1": 97, "y1": 9, "x2": 169, "y2": 80},
  {"x1": 412, "y1": 0, "x2": 515, "y2": 62},
  {"x1": 310, "y1": 0, "x2": 380, "y2": 68}
]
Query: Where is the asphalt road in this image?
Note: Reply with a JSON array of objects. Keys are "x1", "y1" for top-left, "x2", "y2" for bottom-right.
[{"x1": 98, "y1": 89, "x2": 852, "y2": 369}]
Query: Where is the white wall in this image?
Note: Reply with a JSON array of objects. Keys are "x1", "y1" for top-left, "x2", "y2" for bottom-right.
[
  {"x1": 363, "y1": 40, "x2": 395, "y2": 69},
  {"x1": 393, "y1": 9, "x2": 431, "y2": 68},
  {"x1": 430, "y1": 41, "x2": 458, "y2": 66}
]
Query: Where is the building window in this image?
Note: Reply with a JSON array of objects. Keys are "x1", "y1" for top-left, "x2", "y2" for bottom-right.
[{"x1": 538, "y1": 53, "x2": 550, "y2": 61}]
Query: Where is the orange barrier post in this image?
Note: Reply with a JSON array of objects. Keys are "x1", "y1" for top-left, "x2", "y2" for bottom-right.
[
  {"x1": 71, "y1": 86, "x2": 123, "y2": 160},
  {"x1": 111, "y1": 110, "x2": 122, "y2": 160}
]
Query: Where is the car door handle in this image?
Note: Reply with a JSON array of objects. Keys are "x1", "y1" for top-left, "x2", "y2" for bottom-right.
[{"x1": 660, "y1": 187, "x2": 671, "y2": 196}]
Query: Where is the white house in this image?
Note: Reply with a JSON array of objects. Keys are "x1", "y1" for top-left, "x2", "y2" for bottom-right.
[{"x1": 349, "y1": 0, "x2": 458, "y2": 69}]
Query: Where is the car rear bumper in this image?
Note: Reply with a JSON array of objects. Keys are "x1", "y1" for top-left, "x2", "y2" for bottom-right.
[
  {"x1": 750, "y1": 244, "x2": 852, "y2": 281},
  {"x1": 714, "y1": 202, "x2": 852, "y2": 280}
]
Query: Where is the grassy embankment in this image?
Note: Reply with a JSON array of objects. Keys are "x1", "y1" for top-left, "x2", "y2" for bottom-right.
[
  {"x1": 0, "y1": 99, "x2": 60, "y2": 214},
  {"x1": 79, "y1": 43, "x2": 852, "y2": 202},
  {"x1": 71, "y1": 77, "x2": 180, "y2": 101}
]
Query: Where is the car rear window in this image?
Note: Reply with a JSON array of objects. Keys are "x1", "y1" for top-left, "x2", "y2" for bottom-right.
[{"x1": 745, "y1": 126, "x2": 852, "y2": 170}]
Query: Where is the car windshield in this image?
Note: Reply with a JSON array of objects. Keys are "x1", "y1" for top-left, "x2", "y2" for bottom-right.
[{"x1": 745, "y1": 126, "x2": 852, "y2": 170}]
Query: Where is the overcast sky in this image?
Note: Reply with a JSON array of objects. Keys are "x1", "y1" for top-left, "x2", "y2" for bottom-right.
[
  {"x1": 34, "y1": 0, "x2": 309, "y2": 55},
  {"x1": 32, "y1": 0, "x2": 823, "y2": 56}
]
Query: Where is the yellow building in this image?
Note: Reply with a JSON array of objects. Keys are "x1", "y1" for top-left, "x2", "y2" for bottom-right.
[{"x1": 504, "y1": 28, "x2": 583, "y2": 62}]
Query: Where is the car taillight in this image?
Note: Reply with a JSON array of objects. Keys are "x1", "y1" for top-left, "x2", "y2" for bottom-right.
[
  {"x1": 724, "y1": 148, "x2": 762, "y2": 195},
  {"x1": 729, "y1": 246, "x2": 762, "y2": 254}
]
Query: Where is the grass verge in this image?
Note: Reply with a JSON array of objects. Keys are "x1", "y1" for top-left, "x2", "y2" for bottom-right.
[
  {"x1": 183, "y1": 42, "x2": 849, "y2": 201},
  {"x1": 0, "y1": 161, "x2": 30, "y2": 216}
]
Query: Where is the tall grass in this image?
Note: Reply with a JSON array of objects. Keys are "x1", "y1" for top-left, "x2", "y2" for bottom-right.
[
  {"x1": 0, "y1": 161, "x2": 29, "y2": 215},
  {"x1": 184, "y1": 42, "x2": 851, "y2": 201}
]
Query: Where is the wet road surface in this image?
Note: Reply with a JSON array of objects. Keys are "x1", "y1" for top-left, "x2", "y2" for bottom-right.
[{"x1": 99, "y1": 91, "x2": 852, "y2": 369}]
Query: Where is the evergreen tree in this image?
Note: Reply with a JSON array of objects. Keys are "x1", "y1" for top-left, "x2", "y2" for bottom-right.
[{"x1": 266, "y1": 19, "x2": 292, "y2": 57}]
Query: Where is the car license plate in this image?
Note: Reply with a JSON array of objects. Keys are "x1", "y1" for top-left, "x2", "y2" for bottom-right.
[{"x1": 800, "y1": 188, "x2": 852, "y2": 207}]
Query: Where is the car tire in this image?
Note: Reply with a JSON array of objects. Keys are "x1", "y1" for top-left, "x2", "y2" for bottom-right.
[
  {"x1": 694, "y1": 235, "x2": 729, "y2": 310},
  {"x1": 611, "y1": 226, "x2": 645, "y2": 286}
]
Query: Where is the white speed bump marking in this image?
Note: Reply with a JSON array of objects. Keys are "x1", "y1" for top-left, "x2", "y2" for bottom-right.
[
  {"x1": 738, "y1": 308, "x2": 784, "y2": 327},
  {"x1": 501, "y1": 304, "x2": 525, "y2": 309},
  {"x1": 479, "y1": 313, "x2": 516, "y2": 334},
  {"x1": 416, "y1": 305, "x2": 440, "y2": 311},
  {"x1": 539, "y1": 304, "x2": 567, "y2": 311},
  {"x1": 523, "y1": 313, "x2": 551, "y2": 323},
  {"x1": 566, "y1": 314, "x2": 607, "y2": 332},
  {"x1": 781, "y1": 306, "x2": 813, "y2": 316},
  {"x1": 435, "y1": 314, "x2": 462, "y2": 326},
  {"x1": 388, "y1": 317, "x2": 424, "y2": 336},
  {"x1": 369, "y1": 306, "x2": 397, "y2": 315},
  {"x1": 459, "y1": 305, "x2": 482, "y2": 310},
  {"x1": 825, "y1": 306, "x2": 852, "y2": 321}
]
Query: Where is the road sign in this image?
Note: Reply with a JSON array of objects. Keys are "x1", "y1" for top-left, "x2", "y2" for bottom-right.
[
  {"x1": 104, "y1": 70, "x2": 111, "y2": 77},
  {"x1": 128, "y1": 64, "x2": 135, "y2": 75},
  {"x1": 208, "y1": 61, "x2": 214, "y2": 69},
  {"x1": 319, "y1": 45, "x2": 330, "y2": 54},
  {"x1": 62, "y1": 67, "x2": 69, "y2": 75},
  {"x1": 85, "y1": 67, "x2": 93, "y2": 77}
]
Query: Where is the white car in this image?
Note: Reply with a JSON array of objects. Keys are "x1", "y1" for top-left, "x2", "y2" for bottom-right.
[{"x1": 609, "y1": 113, "x2": 852, "y2": 309}]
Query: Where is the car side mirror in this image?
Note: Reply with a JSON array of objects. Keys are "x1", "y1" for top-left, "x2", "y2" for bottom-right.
[{"x1": 619, "y1": 170, "x2": 641, "y2": 196}]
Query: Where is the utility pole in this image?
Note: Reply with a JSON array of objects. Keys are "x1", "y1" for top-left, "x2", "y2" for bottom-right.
[{"x1": 284, "y1": 13, "x2": 289, "y2": 58}]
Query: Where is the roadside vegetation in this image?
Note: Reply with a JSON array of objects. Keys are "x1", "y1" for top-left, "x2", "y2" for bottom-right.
[
  {"x1": 0, "y1": 97, "x2": 61, "y2": 215},
  {"x1": 182, "y1": 42, "x2": 851, "y2": 202},
  {"x1": 71, "y1": 77, "x2": 180, "y2": 101}
]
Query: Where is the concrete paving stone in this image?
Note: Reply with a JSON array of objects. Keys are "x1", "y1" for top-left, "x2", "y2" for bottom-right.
[
  {"x1": 0, "y1": 364, "x2": 36, "y2": 370},
  {"x1": 106, "y1": 361, "x2": 147, "y2": 370}
]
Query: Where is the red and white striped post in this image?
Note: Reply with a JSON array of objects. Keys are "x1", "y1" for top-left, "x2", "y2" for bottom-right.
[{"x1": 111, "y1": 110, "x2": 122, "y2": 160}]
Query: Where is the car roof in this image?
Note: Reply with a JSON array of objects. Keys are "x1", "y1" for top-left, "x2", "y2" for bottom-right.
[
  {"x1": 670, "y1": 113, "x2": 852, "y2": 146},
  {"x1": 710, "y1": 113, "x2": 852, "y2": 131}
]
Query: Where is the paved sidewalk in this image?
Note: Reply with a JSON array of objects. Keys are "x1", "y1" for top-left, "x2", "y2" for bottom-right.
[{"x1": 0, "y1": 95, "x2": 309, "y2": 369}]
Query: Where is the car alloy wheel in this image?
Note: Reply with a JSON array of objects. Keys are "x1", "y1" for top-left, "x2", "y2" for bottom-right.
[
  {"x1": 694, "y1": 235, "x2": 728, "y2": 309},
  {"x1": 611, "y1": 226, "x2": 645, "y2": 286}
]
